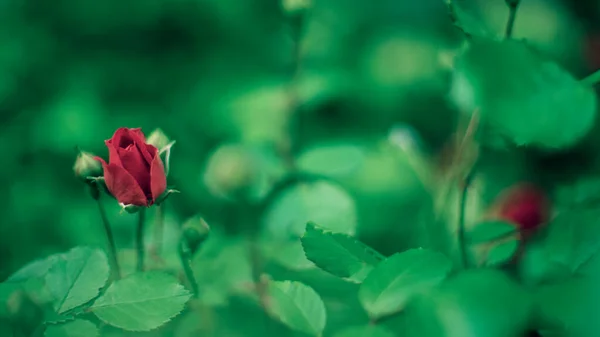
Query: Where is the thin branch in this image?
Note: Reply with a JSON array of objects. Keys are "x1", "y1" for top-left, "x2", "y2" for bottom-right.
[{"x1": 504, "y1": 0, "x2": 520, "y2": 38}]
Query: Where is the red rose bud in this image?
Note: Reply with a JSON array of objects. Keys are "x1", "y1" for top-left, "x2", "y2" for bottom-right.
[
  {"x1": 95, "y1": 128, "x2": 167, "y2": 207},
  {"x1": 492, "y1": 183, "x2": 550, "y2": 233}
]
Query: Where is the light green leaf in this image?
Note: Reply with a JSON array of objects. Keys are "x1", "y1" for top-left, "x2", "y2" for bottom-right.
[
  {"x1": 297, "y1": 144, "x2": 365, "y2": 179},
  {"x1": 91, "y1": 271, "x2": 191, "y2": 331},
  {"x1": 358, "y1": 249, "x2": 452, "y2": 319},
  {"x1": 301, "y1": 222, "x2": 383, "y2": 282},
  {"x1": 334, "y1": 325, "x2": 395, "y2": 337},
  {"x1": 7, "y1": 252, "x2": 64, "y2": 282},
  {"x1": 267, "y1": 280, "x2": 326, "y2": 336},
  {"x1": 485, "y1": 240, "x2": 519, "y2": 266},
  {"x1": 404, "y1": 269, "x2": 531, "y2": 337},
  {"x1": 545, "y1": 209, "x2": 600, "y2": 275},
  {"x1": 192, "y1": 234, "x2": 253, "y2": 306},
  {"x1": 451, "y1": 38, "x2": 596, "y2": 149},
  {"x1": 45, "y1": 247, "x2": 109, "y2": 314},
  {"x1": 447, "y1": 0, "x2": 493, "y2": 38},
  {"x1": 44, "y1": 319, "x2": 98, "y2": 337},
  {"x1": 262, "y1": 180, "x2": 358, "y2": 269},
  {"x1": 468, "y1": 221, "x2": 517, "y2": 244}
]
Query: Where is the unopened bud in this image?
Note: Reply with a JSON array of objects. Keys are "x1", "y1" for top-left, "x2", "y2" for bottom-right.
[
  {"x1": 147, "y1": 128, "x2": 172, "y2": 152},
  {"x1": 282, "y1": 0, "x2": 312, "y2": 15},
  {"x1": 73, "y1": 151, "x2": 102, "y2": 180},
  {"x1": 203, "y1": 144, "x2": 259, "y2": 200},
  {"x1": 181, "y1": 215, "x2": 210, "y2": 254}
]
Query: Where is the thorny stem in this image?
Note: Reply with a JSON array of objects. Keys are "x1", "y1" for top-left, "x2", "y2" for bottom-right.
[
  {"x1": 504, "y1": 0, "x2": 520, "y2": 38},
  {"x1": 96, "y1": 198, "x2": 121, "y2": 279},
  {"x1": 136, "y1": 208, "x2": 146, "y2": 272},
  {"x1": 178, "y1": 240, "x2": 199, "y2": 297}
]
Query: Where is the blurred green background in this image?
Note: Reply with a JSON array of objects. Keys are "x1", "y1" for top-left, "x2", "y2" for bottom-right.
[{"x1": 1, "y1": 0, "x2": 600, "y2": 283}]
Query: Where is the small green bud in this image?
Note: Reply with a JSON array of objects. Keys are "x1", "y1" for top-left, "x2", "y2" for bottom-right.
[
  {"x1": 73, "y1": 151, "x2": 102, "y2": 180},
  {"x1": 146, "y1": 128, "x2": 172, "y2": 152},
  {"x1": 203, "y1": 144, "x2": 259, "y2": 200},
  {"x1": 282, "y1": 0, "x2": 312, "y2": 15},
  {"x1": 181, "y1": 215, "x2": 210, "y2": 255}
]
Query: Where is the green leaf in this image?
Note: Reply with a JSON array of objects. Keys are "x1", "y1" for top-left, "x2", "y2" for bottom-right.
[
  {"x1": 44, "y1": 319, "x2": 98, "y2": 337},
  {"x1": 358, "y1": 249, "x2": 452, "y2": 319},
  {"x1": 7, "y1": 253, "x2": 64, "y2": 282},
  {"x1": 334, "y1": 325, "x2": 395, "y2": 337},
  {"x1": 451, "y1": 38, "x2": 597, "y2": 149},
  {"x1": 267, "y1": 280, "x2": 326, "y2": 336},
  {"x1": 468, "y1": 221, "x2": 517, "y2": 244},
  {"x1": 403, "y1": 269, "x2": 531, "y2": 337},
  {"x1": 544, "y1": 209, "x2": 600, "y2": 275},
  {"x1": 45, "y1": 247, "x2": 109, "y2": 314},
  {"x1": 485, "y1": 240, "x2": 519, "y2": 266},
  {"x1": 301, "y1": 222, "x2": 384, "y2": 282},
  {"x1": 447, "y1": 0, "x2": 493, "y2": 38},
  {"x1": 91, "y1": 271, "x2": 191, "y2": 331},
  {"x1": 262, "y1": 180, "x2": 358, "y2": 269},
  {"x1": 297, "y1": 144, "x2": 365, "y2": 179},
  {"x1": 192, "y1": 234, "x2": 253, "y2": 306},
  {"x1": 535, "y1": 278, "x2": 600, "y2": 336}
]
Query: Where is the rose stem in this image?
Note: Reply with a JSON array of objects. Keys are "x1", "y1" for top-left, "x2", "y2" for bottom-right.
[
  {"x1": 152, "y1": 204, "x2": 165, "y2": 257},
  {"x1": 136, "y1": 208, "x2": 146, "y2": 272},
  {"x1": 178, "y1": 239, "x2": 199, "y2": 297},
  {"x1": 96, "y1": 197, "x2": 121, "y2": 279}
]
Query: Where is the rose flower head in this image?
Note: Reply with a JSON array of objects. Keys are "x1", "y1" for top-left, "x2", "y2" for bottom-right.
[
  {"x1": 95, "y1": 128, "x2": 167, "y2": 207},
  {"x1": 490, "y1": 183, "x2": 550, "y2": 234}
]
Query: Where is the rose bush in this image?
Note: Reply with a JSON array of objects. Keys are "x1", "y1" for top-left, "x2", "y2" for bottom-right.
[{"x1": 96, "y1": 128, "x2": 167, "y2": 206}]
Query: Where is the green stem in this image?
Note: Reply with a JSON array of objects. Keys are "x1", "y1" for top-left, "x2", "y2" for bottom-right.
[
  {"x1": 136, "y1": 209, "x2": 146, "y2": 272},
  {"x1": 457, "y1": 170, "x2": 475, "y2": 269},
  {"x1": 97, "y1": 199, "x2": 121, "y2": 279},
  {"x1": 153, "y1": 205, "x2": 165, "y2": 256},
  {"x1": 582, "y1": 68, "x2": 600, "y2": 86},
  {"x1": 504, "y1": 1, "x2": 519, "y2": 38},
  {"x1": 178, "y1": 241, "x2": 199, "y2": 297}
]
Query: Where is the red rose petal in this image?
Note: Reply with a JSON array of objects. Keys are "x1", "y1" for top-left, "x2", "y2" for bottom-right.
[
  {"x1": 149, "y1": 153, "x2": 167, "y2": 204},
  {"x1": 104, "y1": 139, "x2": 122, "y2": 166},
  {"x1": 118, "y1": 144, "x2": 151, "y2": 197},
  {"x1": 129, "y1": 128, "x2": 147, "y2": 143},
  {"x1": 102, "y1": 163, "x2": 148, "y2": 206},
  {"x1": 136, "y1": 142, "x2": 154, "y2": 166}
]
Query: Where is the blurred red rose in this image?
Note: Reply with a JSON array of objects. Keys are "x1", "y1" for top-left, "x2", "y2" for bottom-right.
[
  {"x1": 492, "y1": 183, "x2": 550, "y2": 233},
  {"x1": 96, "y1": 128, "x2": 167, "y2": 206}
]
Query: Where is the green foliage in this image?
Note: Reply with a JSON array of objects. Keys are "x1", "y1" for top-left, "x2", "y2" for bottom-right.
[
  {"x1": 451, "y1": 38, "x2": 597, "y2": 149},
  {"x1": 467, "y1": 220, "x2": 516, "y2": 244},
  {"x1": 404, "y1": 269, "x2": 532, "y2": 337},
  {"x1": 485, "y1": 240, "x2": 519, "y2": 266},
  {"x1": 192, "y1": 234, "x2": 253, "y2": 306},
  {"x1": 333, "y1": 325, "x2": 395, "y2": 337},
  {"x1": 3, "y1": 0, "x2": 600, "y2": 336},
  {"x1": 91, "y1": 272, "x2": 191, "y2": 331},
  {"x1": 358, "y1": 249, "x2": 453, "y2": 319},
  {"x1": 262, "y1": 180, "x2": 358, "y2": 269},
  {"x1": 266, "y1": 280, "x2": 326, "y2": 336},
  {"x1": 45, "y1": 247, "x2": 109, "y2": 314},
  {"x1": 44, "y1": 319, "x2": 98, "y2": 337},
  {"x1": 301, "y1": 222, "x2": 384, "y2": 283}
]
